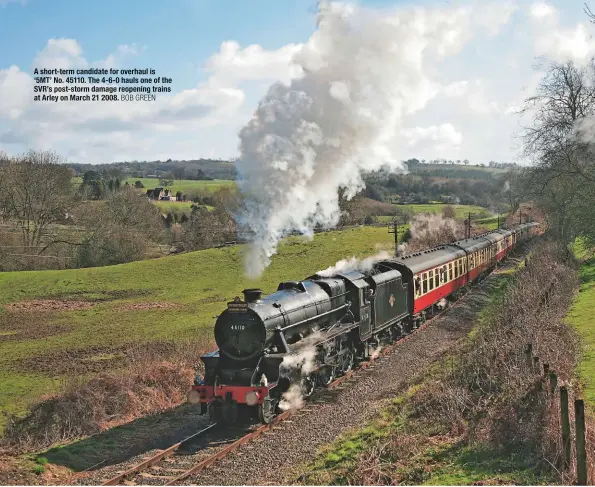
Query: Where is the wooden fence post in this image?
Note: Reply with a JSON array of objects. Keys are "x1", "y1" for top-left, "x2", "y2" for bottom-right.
[
  {"x1": 575, "y1": 399, "x2": 588, "y2": 485},
  {"x1": 525, "y1": 343, "x2": 532, "y2": 366},
  {"x1": 561, "y1": 387, "x2": 571, "y2": 470},
  {"x1": 549, "y1": 371, "x2": 558, "y2": 394}
]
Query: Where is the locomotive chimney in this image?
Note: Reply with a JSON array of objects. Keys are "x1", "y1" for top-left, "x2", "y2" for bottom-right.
[{"x1": 242, "y1": 288, "x2": 263, "y2": 303}]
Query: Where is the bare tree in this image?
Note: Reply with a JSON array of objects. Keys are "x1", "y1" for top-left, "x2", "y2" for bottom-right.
[
  {"x1": 441, "y1": 205, "x2": 456, "y2": 219},
  {"x1": 585, "y1": 2, "x2": 595, "y2": 23},
  {"x1": 519, "y1": 59, "x2": 595, "y2": 245},
  {"x1": 0, "y1": 150, "x2": 76, "y2": 256},
  {"x1": 73, "y1": 186, "x2": 165, "y2": 267},
  {"x1": 519, "y1": 60, "x2": 595, "y2": 168}
]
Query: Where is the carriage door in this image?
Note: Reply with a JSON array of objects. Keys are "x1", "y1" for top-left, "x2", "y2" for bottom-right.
[{"x1": 359, "y1": 288, "x2": 372, "y2": 339}]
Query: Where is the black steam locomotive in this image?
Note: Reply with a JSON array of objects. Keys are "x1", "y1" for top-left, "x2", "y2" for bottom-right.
[{"x1": 187, "y1": 222, "x2": 540, "y2": 424}]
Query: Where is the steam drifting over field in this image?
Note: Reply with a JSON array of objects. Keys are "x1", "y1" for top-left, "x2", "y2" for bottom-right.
[
  {"x1": 236, "y1": 0, "x2": 474, "y2": 278},
  {"x1": 317, "y1": 250, "x2": 392, "y2": 277}
]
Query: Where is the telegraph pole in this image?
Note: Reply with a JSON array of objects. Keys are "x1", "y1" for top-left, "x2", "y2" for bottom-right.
[
  {"x1": 465, "y1": 212, "x2": 474, "y2": 239},
  {"x1": 388, "y1": 219, "x2": 399, "y2": 257},
  {"x1": 497, "y1": 214, "x2": 500, "y2": 229}
]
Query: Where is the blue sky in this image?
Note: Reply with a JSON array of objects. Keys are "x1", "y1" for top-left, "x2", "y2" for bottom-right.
[
  {"x1": 1, "y1": 0, "x2": 317, "y2": 91},
  {"x1": 0, "y1": 0, "x2": 591, "y2": 164}
]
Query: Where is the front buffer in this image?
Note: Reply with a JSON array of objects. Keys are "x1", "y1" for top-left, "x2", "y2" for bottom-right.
[{"x1": 187, "y1": 350, "x2": 284, "y2": 424}]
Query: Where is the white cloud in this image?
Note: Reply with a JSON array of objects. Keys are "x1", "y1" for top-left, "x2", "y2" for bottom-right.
[
  {"x1": 442, "y1": 80, "x2": 469, "y2": 97},
  {"x1": 527, "y1": 2, "x2": 595, "y2": 64},
  {"x1": 530, "y1": 2, "x2": 557, "y2": 20},
  {"x1": 534, "y1": 23, "x2": 595, "y2": 64},
  {"x1": 0, "y1": 0, "x2": 591, "y2": 165},
  {"x1": 0, "y1": 36, "x2": 302, "y2": 162},
  {"x1": 401, "y1": 123, "x2": 463, "y2": 149},
  {"x1": 206, "y1": 40, "x2": 303, "y2": 87},
  {"x1": 0, "y1": 65, "x2": 32, "y2": 119},
  {"x1": 475, "y1": 0, "x2": 518, "y2": 36}
]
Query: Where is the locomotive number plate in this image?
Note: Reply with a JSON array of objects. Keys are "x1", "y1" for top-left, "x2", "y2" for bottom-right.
[{"x1": 228, "y1": 303, "x2": 248, "y2": 312}]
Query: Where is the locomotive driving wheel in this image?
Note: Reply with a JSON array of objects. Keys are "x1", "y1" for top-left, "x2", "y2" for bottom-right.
[
  {"x1": 258, "y1": 397, "x2": 277, "y2": 424},
  {"x1": 340, "y1": 350, "x2": 354, "y2": 374},
  {"x1": 301, "y1": 375, "x2": 316, "y2": 397},
  {"x1": 317, "y1": 365, "x2": 335, "y2": 387}
]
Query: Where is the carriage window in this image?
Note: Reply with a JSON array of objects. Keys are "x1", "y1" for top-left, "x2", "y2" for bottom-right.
[
  {"x1": 435, "y1": 271, "x2": 440, "y2": 287},
  {"x1": 448, "y1": 264, "x2": 453, "y2": 280},
  {"x1": 428, "y1": 270, "x2": 434, "y2": 290},
  {"x1": 422, "y1": 273, "x2": 428, "y2": 294}
]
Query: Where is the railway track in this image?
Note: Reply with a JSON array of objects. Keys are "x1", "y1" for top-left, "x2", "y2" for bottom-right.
[
  {"x1": 98, "y1": 251, "x2": 527, "y2": 486},
  {"x1": 99, "y1": 320, "x2": 432, "y2": 486}
]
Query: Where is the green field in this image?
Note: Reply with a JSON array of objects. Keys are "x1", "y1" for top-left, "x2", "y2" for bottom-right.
[
  {"x1": 0, "y1": 226, "x2": 397, "y2": 430},
  {"x1": 72, "y1": 177, "x2": 235, "y2": 195},
  {"x1": 151, "y1": 200, "x2": 195, "y2": 214},
  {"x1": 567, "y1": 253, "x2": 595, "y2": 409},
  {"x1": 123, "y1": 178, "x2": 235, "y2": 194},
  {"x1": 377, "y1": 204, "x2": 491, "y2": 221}
]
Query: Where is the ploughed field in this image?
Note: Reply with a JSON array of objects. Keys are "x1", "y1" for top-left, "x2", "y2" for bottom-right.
[{"x1": 0, "y1": 226, "x2": 399, "y2": 433}]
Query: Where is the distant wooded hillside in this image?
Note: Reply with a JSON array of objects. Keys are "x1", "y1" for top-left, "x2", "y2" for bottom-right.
[{"x1": 68, "y1": 159, "x2": 237, "y2": 181}]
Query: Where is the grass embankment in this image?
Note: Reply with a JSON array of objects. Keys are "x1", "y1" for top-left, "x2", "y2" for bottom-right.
[
  {"x1": 296, "y1": 242, "x2": 578, "y2": 485},
  {"x1": 567, "y1": 239, "x2": 595, "y2": 409},
  {"x1": 0, "y1": 226, "x2": 397, "y2": 432}
]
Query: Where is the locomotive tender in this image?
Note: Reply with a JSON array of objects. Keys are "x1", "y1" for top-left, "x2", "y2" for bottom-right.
[{"x1": 187, "y1": 222, "x2": 540, "y2": 424}]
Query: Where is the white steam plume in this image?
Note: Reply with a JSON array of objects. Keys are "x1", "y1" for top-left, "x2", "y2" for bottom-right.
[
  {"x1": 316, "y1": 250, "x2": 392, "y2": 277},
  {"x1": 370, "y1": 345, "x2": 382, "y2": 360},
  {"x1": 236, "y1": 1, "x2": 473, "y2": 278},
  {"x1": 279, "y1": 332, "x2": 321, "y2": 411},
  {"x1": 279, "y1": 384, "x2": 306, "y2": 411},
  {"x1": 398, "y1": 213, "x2": 465, "y2": 255}
]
